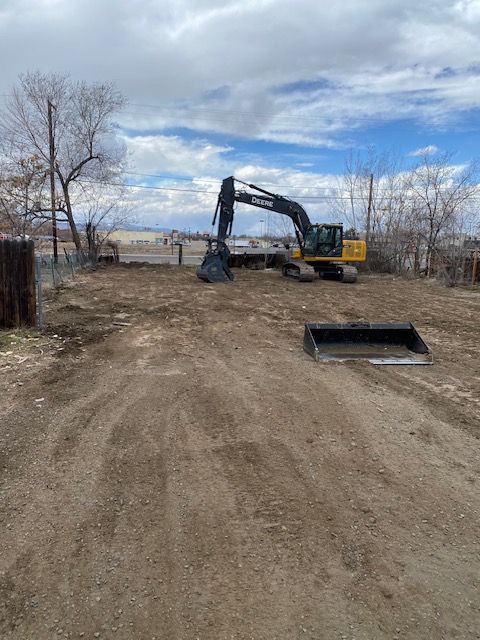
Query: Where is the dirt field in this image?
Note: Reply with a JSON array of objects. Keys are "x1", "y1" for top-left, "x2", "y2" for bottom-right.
[{"x1": 1, "y1": 265, "x2": 479, "y2": 640}]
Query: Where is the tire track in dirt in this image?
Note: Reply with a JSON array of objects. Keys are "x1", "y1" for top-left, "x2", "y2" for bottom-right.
[{"x1": 1, "y1": 265, "x2": 479, "y2": 639}]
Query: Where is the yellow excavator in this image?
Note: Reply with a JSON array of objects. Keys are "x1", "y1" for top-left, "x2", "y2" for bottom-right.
[{"x1": 197, "y1": 176, "x2": 366, "y2": 283}]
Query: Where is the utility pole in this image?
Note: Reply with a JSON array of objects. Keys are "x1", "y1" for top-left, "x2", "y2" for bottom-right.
[
  {"x1": 365, "y1": 172, "x2": 373, "y2": 244},
  {"x1": 259, "y1": 219, "x2": 265, "y2": 246},
  {"x1": 47, "y1": 100, "x2": 58, "y2": 263}
]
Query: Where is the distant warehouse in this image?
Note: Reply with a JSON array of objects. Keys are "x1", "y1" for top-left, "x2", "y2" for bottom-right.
[{"x1": 108, "y1": 229, "x2": 168, "y2": 246}]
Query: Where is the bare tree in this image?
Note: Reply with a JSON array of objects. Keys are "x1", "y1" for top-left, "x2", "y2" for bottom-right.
[
  {"x1": 406, "y1": 152, "x2": 479, "y2": 276},
  {"x1": 77, "y1": 183, "x2": 134, "y2": 261},
  {"x1": 0, "y1": 155, "x2": 50, "y2": 236},
  {"x1": 0, "y1": 71, "x2": 126, "y2": 250},
  {"x1": 332, "y1": 149, "x2": 415, "y2": 271},
  {"x1": 270, "y1": 214, "x2": 296, "y2": 247},
  {"x1": 332, "y1": 149, "x2": 405, "y2": 240},
  {"x1": 332, "y1": 150, "x2": 364, "y2": 232},
  {"x1": 333, "y1": 148, "x2": 480, "y2": 281}
]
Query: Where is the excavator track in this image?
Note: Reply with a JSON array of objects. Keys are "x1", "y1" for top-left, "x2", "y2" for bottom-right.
[
  {"x1": 339, "y1": 265, "x2": 358, "y2": 283},
  {"x1": 281, "y1": 260, "x2": 315, "y2": 282}
]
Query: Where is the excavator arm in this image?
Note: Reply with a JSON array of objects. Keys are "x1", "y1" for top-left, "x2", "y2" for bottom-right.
[{"x1": 197, "y1": 176, "x2": 312, "y2": 282}]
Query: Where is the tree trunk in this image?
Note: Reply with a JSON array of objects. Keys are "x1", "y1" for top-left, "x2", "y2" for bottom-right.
[
  {"x1": 85, "y1": 222, "x2": 99, "y2": 262},
  {"x1": 413, "y1": 236, "x2": 420, "y2": 276},
  {"x1": 59, "y1": 178, "x2": 82, "y2": 251},
  {"x1": 426, "y1": 223, "x2": 435, "y2": 278}
]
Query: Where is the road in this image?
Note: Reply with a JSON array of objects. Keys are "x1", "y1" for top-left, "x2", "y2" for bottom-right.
[
  {"x1": 119, "y1": 248, "x2": 286, "y2": 265},
  {"x1": 1, "y1": 265, "x2": 479, "y2": 639},
  {"x1": 119, "y1": 253, "x2": 203, "y2": 265}
]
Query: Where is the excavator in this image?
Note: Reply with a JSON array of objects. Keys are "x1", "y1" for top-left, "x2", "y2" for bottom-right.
[
  {"x1": 196, "y1": 177, "x2": 433, "y2": 365},
  {"x1": 196, "y1": 176, "x2": 366, "y2": 283}
]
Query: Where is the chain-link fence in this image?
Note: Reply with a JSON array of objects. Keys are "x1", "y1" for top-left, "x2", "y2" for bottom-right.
[
  {"x1": 36, "y1": 251, "x2": 92, "y2": 285},
  {"x1": 35, "y1": 251, "x2": 94, "y2": 327}
]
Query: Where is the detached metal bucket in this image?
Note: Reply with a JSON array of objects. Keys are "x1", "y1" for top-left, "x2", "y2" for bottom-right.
[{"x1": 304, "y1": 322, "x2": 432, "y2": 365}]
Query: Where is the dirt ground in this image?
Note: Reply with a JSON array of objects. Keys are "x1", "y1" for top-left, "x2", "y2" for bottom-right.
[{"x1": 1, "y1": 265, "x2": 479, "y2": 640}]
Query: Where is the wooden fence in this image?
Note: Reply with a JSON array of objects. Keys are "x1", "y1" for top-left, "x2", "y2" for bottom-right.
[{"x1": 0, "y1": 239, "x2": 36, "y2": 328}]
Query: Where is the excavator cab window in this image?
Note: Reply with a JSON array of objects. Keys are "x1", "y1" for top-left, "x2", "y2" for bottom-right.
[
  {"x1": 303, "y1": 228, "x2": 317, "y2": 254},
  {"x1": 303, "y1": 226, "x2": 342, "y2": 257}
]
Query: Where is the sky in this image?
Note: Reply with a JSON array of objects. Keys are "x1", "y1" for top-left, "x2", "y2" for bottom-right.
[{"x1": 0, "y1": 0, "x2": 479, "y2": 234}]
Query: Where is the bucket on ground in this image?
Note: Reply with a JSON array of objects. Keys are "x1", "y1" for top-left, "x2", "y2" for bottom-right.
[{"x1": 303, "y1": 322, "x2": 432, "y2": 365}]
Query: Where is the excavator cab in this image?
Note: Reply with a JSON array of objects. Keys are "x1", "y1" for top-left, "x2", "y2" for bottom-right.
[{"x1": 302, "y1": 224, "x2": 343, "y2": 258}]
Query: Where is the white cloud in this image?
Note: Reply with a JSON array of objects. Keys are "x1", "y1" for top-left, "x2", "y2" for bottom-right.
[
  {"x1": 1, "y1": 0, "x2": 479, "y2": 147},
  {"x1": 123, "y1": 134, "x2": 232, "y2": 176},
  {"x1": 120, "y1": 149, "x2": 343, "y2": 233},
  {"x1": 409, "y1": 145, "x2": 439, "y2": 156},
  {"x1": 2, "y1": 1, "x2": 479, "y2": 235}
]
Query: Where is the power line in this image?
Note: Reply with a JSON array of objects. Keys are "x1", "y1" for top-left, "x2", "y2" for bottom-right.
[
  {"x1": 127, "y1": 101, "x2": 477, "y2": 128},
  {"x1": 124, "y1": 171, "x2": 345, "y2": 191},
  {"x1": 3, "y1": 92, "x2": 478, "y2": 129},
  {"x1": 124, "y1": 170, "x2": 345, "y2": 191},
  {"x1": 124, "y1": 171, "x2": 220, "y2": 184},
  {"x1": 78, "y1": 178, "x2": 349, "y2": 199},
  {"x1": 0, "y1": 92, "x2": 444, "y2": 125},
  {"x1": 78, "y1": 177, "x2": 341, "y2": 198},
  {"x1": 123, "y1": 113, "x2": 469, "y2": 135},
  {"x1": 78, "y1": 178, "x2": 216, "y2": 194},
  {"x1": 122, "y1": 171, "x2": 480, "y2": 197},
  {"x1": 79, "y1": 178, "x2": 480, "y2": 202}
]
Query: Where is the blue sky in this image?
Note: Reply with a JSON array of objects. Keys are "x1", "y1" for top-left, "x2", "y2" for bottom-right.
[{"x1": 0, "y1": 0, "x2": 479, "y2": 233}]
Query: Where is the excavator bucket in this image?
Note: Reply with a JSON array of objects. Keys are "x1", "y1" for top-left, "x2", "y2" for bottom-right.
[
  {"x1": 196, "y1": 250, "x2": 234, "y2": 283},
  {"x1": 303, "y1": 322, "x2": 432, "y2": 365}
]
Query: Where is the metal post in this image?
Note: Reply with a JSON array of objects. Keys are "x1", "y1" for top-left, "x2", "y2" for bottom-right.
[
  {"x1": 178, "y1": 243, "x2": 183, "y2": 265},
  {"x1": 48, "y1": 100, "x2": 58, "y2": 263},
  {"x1": 35, "y1": 256, "x2": 43, "y2": 328},
  {"x1": 65, "y1": 249, "x2": 75, "y2": 277}
]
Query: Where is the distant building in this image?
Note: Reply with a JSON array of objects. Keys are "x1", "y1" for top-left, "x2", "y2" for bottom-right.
[
  {"x1": 463, "y1": 236, "x2": 480, "y2": 250},
  {"x1": 108, "y1": 229, "x2": 167, "y2": 246},
  {"x1": 227, "y1": 239, "x2": 251, "y2": 248}
]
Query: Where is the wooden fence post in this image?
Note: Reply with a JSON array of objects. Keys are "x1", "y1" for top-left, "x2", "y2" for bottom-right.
[{"x1": 0, "y1": 239, "x2": 36, "y2": 328}]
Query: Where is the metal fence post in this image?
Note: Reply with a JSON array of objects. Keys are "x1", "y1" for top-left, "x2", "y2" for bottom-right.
[
  {"x1": 35, "y1": 256, "x2": 43, "y2": 328},
  {"x1": 51, "y1": 256, "x2": 56, "y2": 285}
]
